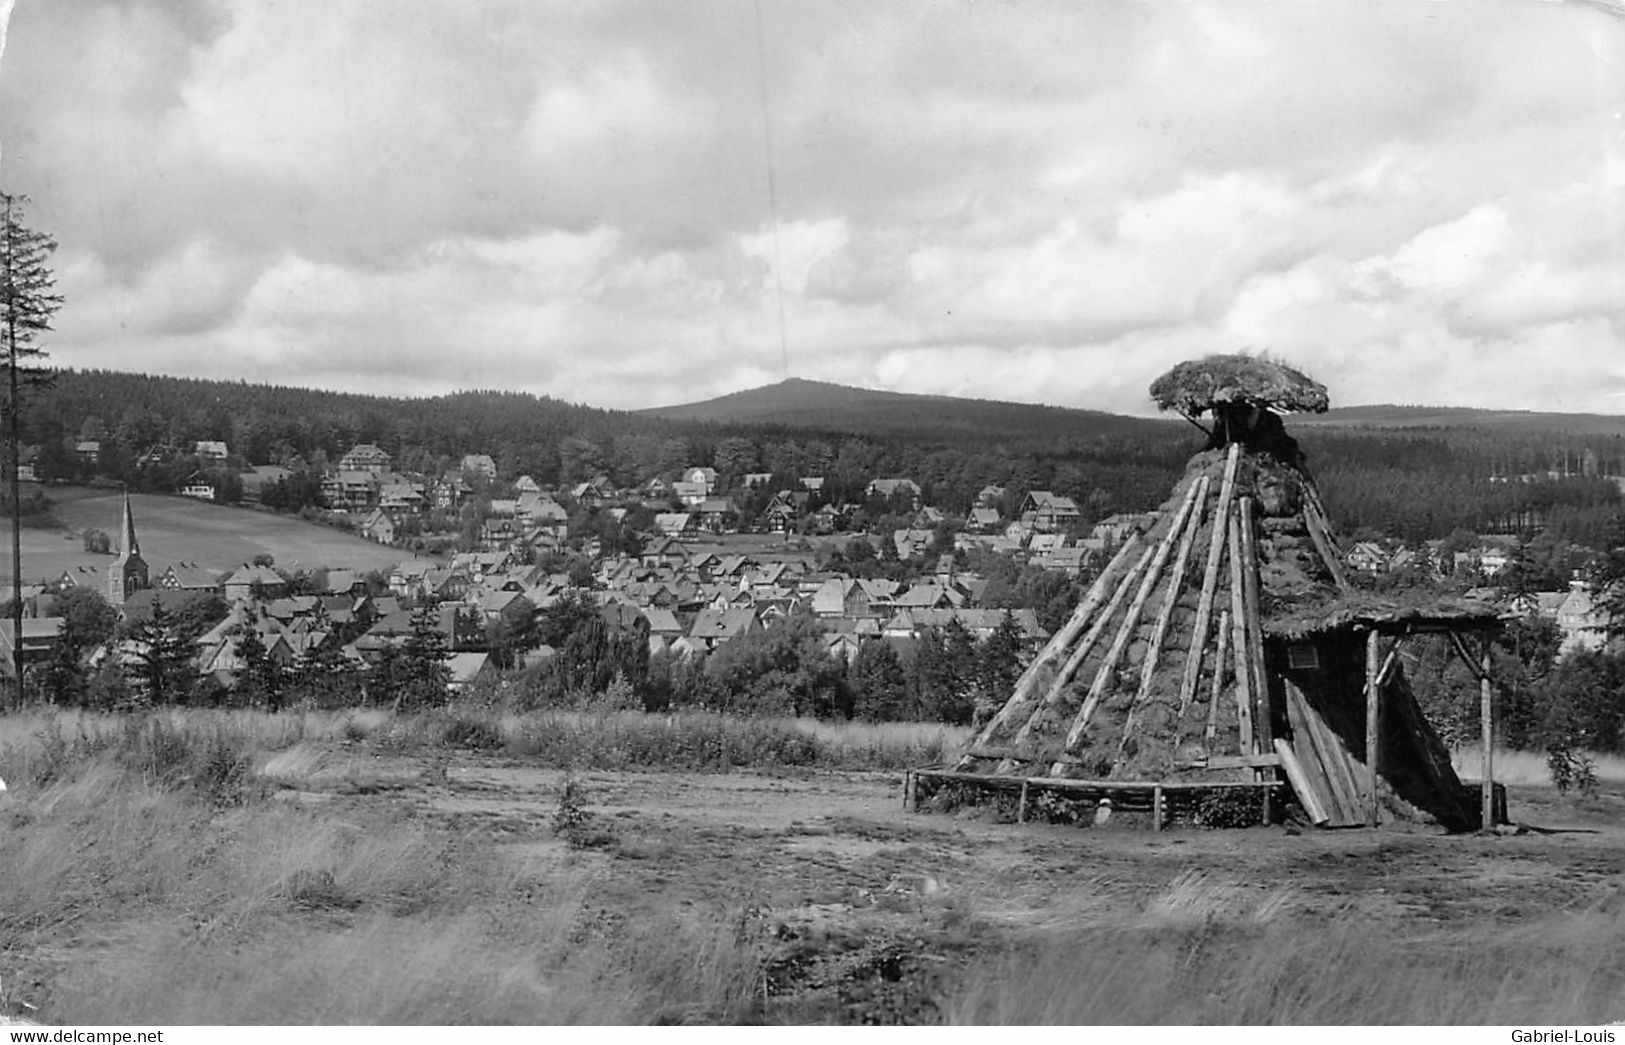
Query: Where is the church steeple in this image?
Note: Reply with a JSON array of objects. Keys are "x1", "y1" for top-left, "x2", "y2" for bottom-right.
[
  {"x1": 107, "y1": 492, "x2": 148, "y2": 608},
  {"x1": 118, "y1": 492, "x2": 140, "y2": 559}
]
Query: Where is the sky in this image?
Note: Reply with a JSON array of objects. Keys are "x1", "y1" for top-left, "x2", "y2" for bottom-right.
[{"x1": 1, "y1": 0, "x2": 1623, "y2": 417}]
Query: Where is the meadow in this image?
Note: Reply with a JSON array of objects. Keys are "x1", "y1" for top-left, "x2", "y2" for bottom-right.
[
  {"x1": 0, "y1": 707, "x2": 1621, "y2": 1026},
  {"x1": 1, "y1": 487, "x2": 403, "y2": 581}
]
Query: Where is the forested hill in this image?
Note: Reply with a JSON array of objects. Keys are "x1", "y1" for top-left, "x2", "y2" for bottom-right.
[{"x1": 642, "y1": 377, "x2": 1178, "y2": 444}]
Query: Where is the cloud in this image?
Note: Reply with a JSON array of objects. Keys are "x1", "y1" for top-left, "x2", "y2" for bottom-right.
[{"x1": 1, "y1": 0, "x2": 1622, "y2": 414}]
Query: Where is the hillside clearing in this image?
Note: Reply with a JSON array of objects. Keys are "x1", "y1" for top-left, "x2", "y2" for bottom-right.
[{"x1": 0, "y1": 488, "x2": 403, "y2": 580}]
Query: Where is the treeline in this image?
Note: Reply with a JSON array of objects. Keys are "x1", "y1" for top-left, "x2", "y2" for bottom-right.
[{"x1": 15, "y1": 368, "x2": 1625, "y2": 546}]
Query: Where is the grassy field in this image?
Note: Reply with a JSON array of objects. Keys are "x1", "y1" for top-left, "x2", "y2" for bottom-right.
[
  {"x1": 1, "y1": 708, "x2": 1622, "y2": 1025},
  {"x1": 0, "y1": 487, "x2": 404, "y2": 582}
]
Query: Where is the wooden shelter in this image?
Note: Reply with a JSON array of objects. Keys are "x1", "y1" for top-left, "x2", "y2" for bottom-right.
[{"x1": 909, "y1": 356, "x2": 1505, "y2": 831}]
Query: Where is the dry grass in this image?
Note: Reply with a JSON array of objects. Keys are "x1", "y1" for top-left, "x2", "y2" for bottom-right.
[
  {"x1": 0, "y1": 731, "x2": 770, "y2": 1025},
  {"x1": 945, "y1": 873, "x2": 1625, "y2": 1025}
]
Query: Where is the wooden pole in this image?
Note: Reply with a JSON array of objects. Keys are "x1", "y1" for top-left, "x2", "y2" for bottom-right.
[
  {"x1": 1018, "y1": 779, "x2": 1030, "y2": 823},
  {"x1": 1119, "y1": 475, "x2": 1209, "y2": 756},
  {"x1": 1060, "y1": 479, "x2": 1206, "y2": 761},
  {"x1": 1481, "y1": 638, "x2": 1494, "y2": 831},
  {"x1": 1177, "y1": 444, "x2": 1242, "y2": 716},
  {"x1": 1239, "y1": 497, "x2": 1271, "y2": 755},
  {"x1": 1227, "y1": 514, "x2": 1254, "y2": 755},
  {"x1": 1365, "y1": 628, "x2": 1381, "y2": 828},
  {"x1": 1153, "y1": 785, "x2": 1165, "y2": 831},
  {"x1": 1301, "y1": 494, "x2": 1352, "y2": 593},
  {"x1": 1204, "y1": 608, "x2": 1230, "y2": 749}
]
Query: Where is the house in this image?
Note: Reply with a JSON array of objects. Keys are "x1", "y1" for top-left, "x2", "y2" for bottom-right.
[
  {"x1": 673, "y1": 481, "x2": 709, "y2": 506},
  {"x1": 688, "y1": 608, "x2": 759, "y2": 651},
  {"x1": 892, "y1": 528, "x2": 935, "y2": 560},
  {"x1": 642, "y1": 536, "x2": 693, "y2": 569},
  {"x1": 515, "y1": 475, "x2": 541, "y2": 494},
  {"x1": 1091, "y1": 513, "x2": 1151, "y2": 544},
  {"x1": 1031, "y1": 546, "x2": 1088, "y2": 575},
  {"x1": 976, "y1": 485, "x2": 1005, "y2": 508},
  {"x1": 461, "y1": 454, "x2": 498, "y2": 480},
  {"x1": 357, "y1": 508, "x2": 396, "y2": 545},
  {"x1": 1347, "y1": 542, "x2": 1389, "y2": 574},
  {"x1": 0, "y1": 617, "x2": 65, "y2": 675},
  {"x1": 517, "y1": 492, "x2": 568, "y2": 528},
  {"x1": 338, "y1": 444, "x2": 393, "y2": 474},
  {"x1": 224, "y1": 566, "x2": 289, "y2": 603},
  {"x1": 1020, "y1": 491, "x2": 1081, "y2": 533},
  {"x1": 75, "y1": 441, "x2": 101, "y2": 466},
  {"x1": 430, "y1": 475, "x2": 472, "y2": 510},
  {"x1": 654, "y1": 512, "x2": 699, "y2": 540},
  {"x1": 868, "y1": 478, "x2": 921, "y2": 506},
  {"x1": 800, "y1": 477, "x2": 825, "y2": 493},
  {"x1": 968, "y1": 506, "x2": 1002, "y2": 532},
  {"x1": 322, "y1": 471, "x2": 378, "y2": 511},
  {"x1": 682, "y1": 466, "x2": 718, "y2": 494},
  {"x1": 180, "y1": 483, "x2": 216, "y2": 501},
  {"x1": 1556, "y1": 582, "x2": 1610, "y2": 656},
  {"x1": 195, "y1": 441, "x2": 229, "y2": 462},
  {"x1": 696, "y1": 498, "x2": 735, "y2": 534},
  {"x1": 155, "y1": 564, "x2": 226, "y2": 595},
  {"x1": 742, "y1": 472, "x2": 774, "y2": 489},
  {"x1": 446, "y1": 651, "x2": 496, "y2": 691}
]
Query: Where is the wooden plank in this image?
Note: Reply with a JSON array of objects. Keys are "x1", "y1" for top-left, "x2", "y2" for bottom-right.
[
  {"x1": 1177, "y1": 444, "x2": 1242, "y2": 718},
  {"x1": 1059, "y1": 479, "x2": 1207, "y2": 761},
  {"x1": 1365, "y1": 628, "x2": 1381, "y2": 828},
  {"x1": 1227, "y1": 514, "x2": 1254, "y2": 755},
  {"x1": 1284, "y1": 680, "x2": 1364, "y2": 826},
  {"x1": 1274, "y1": 737, "x2": 1330, "y2": 825},
  {"x1": 1239, "y1": 496, "x2": 1272, "y2": 755},
  {"x1": 960, "y1": 532, "x2": 1145, "y2": 763},
  {"x1": 1203, "y1": 753, "x2": 1282, "y2": 769}
]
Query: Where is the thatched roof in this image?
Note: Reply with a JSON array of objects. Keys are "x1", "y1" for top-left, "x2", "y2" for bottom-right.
[
  {"x1": 1150, "y1": 354, "x2": 1330, "y2": 418},
  {"x1": 1264, "y1": 590, "x2": 1504, "y2": 639}
]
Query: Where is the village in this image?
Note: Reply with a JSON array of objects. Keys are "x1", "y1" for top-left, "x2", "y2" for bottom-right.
[{"x1": 0, "y1": 435, "x2": 1613, "y2": 708}]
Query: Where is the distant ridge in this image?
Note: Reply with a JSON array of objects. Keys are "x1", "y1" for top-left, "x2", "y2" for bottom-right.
[
  {"x1": 1300, "y1": 403, "x2": 1625, "y2": 436},
  {"x1": 641, "y1": 377, "x2": 1179, "y2": 441}
]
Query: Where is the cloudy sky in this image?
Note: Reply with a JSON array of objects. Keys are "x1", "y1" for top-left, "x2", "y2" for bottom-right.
[{"x1": 1, "y1": 0, "x2": 1623, "y2": 415}]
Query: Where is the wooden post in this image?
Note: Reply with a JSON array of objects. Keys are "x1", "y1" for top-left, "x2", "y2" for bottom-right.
[
  {"x1": 1178, "y1": 444, "x2": 1242, "y2": 716},
  {"x1": 1365, "y1": 628, "x2": 1381, "y2": 828},
  {"x1": 1204, "y1": 608, "x2": 1230, "y2": 749},
  {"x1": 1227, "y1": 515, "x2": 1254, "y2": 755},
  {"x1": 1481, "y1": 639, "x2": 1494, "y2": 831},
  {"x1": 1153, "y1": 785, "x2": 1165, "y2": 831},
  {"x1": 1018, "y1": 780, "x2": 1030, "y2": 823},
  {"x1": 1239, "y1": 497, "x2": 1271, "y2": 755}
]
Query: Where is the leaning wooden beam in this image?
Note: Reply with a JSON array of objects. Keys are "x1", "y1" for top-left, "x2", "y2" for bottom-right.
[
  {"x1": 1364, "y1": 627, "x2": 1382, "y2": 828},
  {"x1": 1227, "y1": 513, "x2": 1254, "y2": 756},
  {"x1": 1203, "y1": 608, "x2": 1231, "y2": 750},
  {"x1": 1058, "y1": 477, "x2": 1206, "y2": 764},
  {"x1": 958, "y1": 533, "x2": 1144, "y2": 764},
  {"x1": 1013, "y1": 541, "x2": 1158, "y2": 751},
  {"x1": 1119, "y1": 475, "x2": 1210, "y2": 756},
  {"x1": 1177, "y1": 443, "x2": 1242, "y2": 718},
  {"x1": 1301, "y1": 494, "x2": 1352, "y2": 593},
  {"x1": 1238, "y1": 496, "x2": 1272, "y2": 756}
]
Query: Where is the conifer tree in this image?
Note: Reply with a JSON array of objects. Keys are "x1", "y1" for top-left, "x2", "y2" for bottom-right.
[{"x1": 0, "y1": 193, "x2": 62, "y2": 695}]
